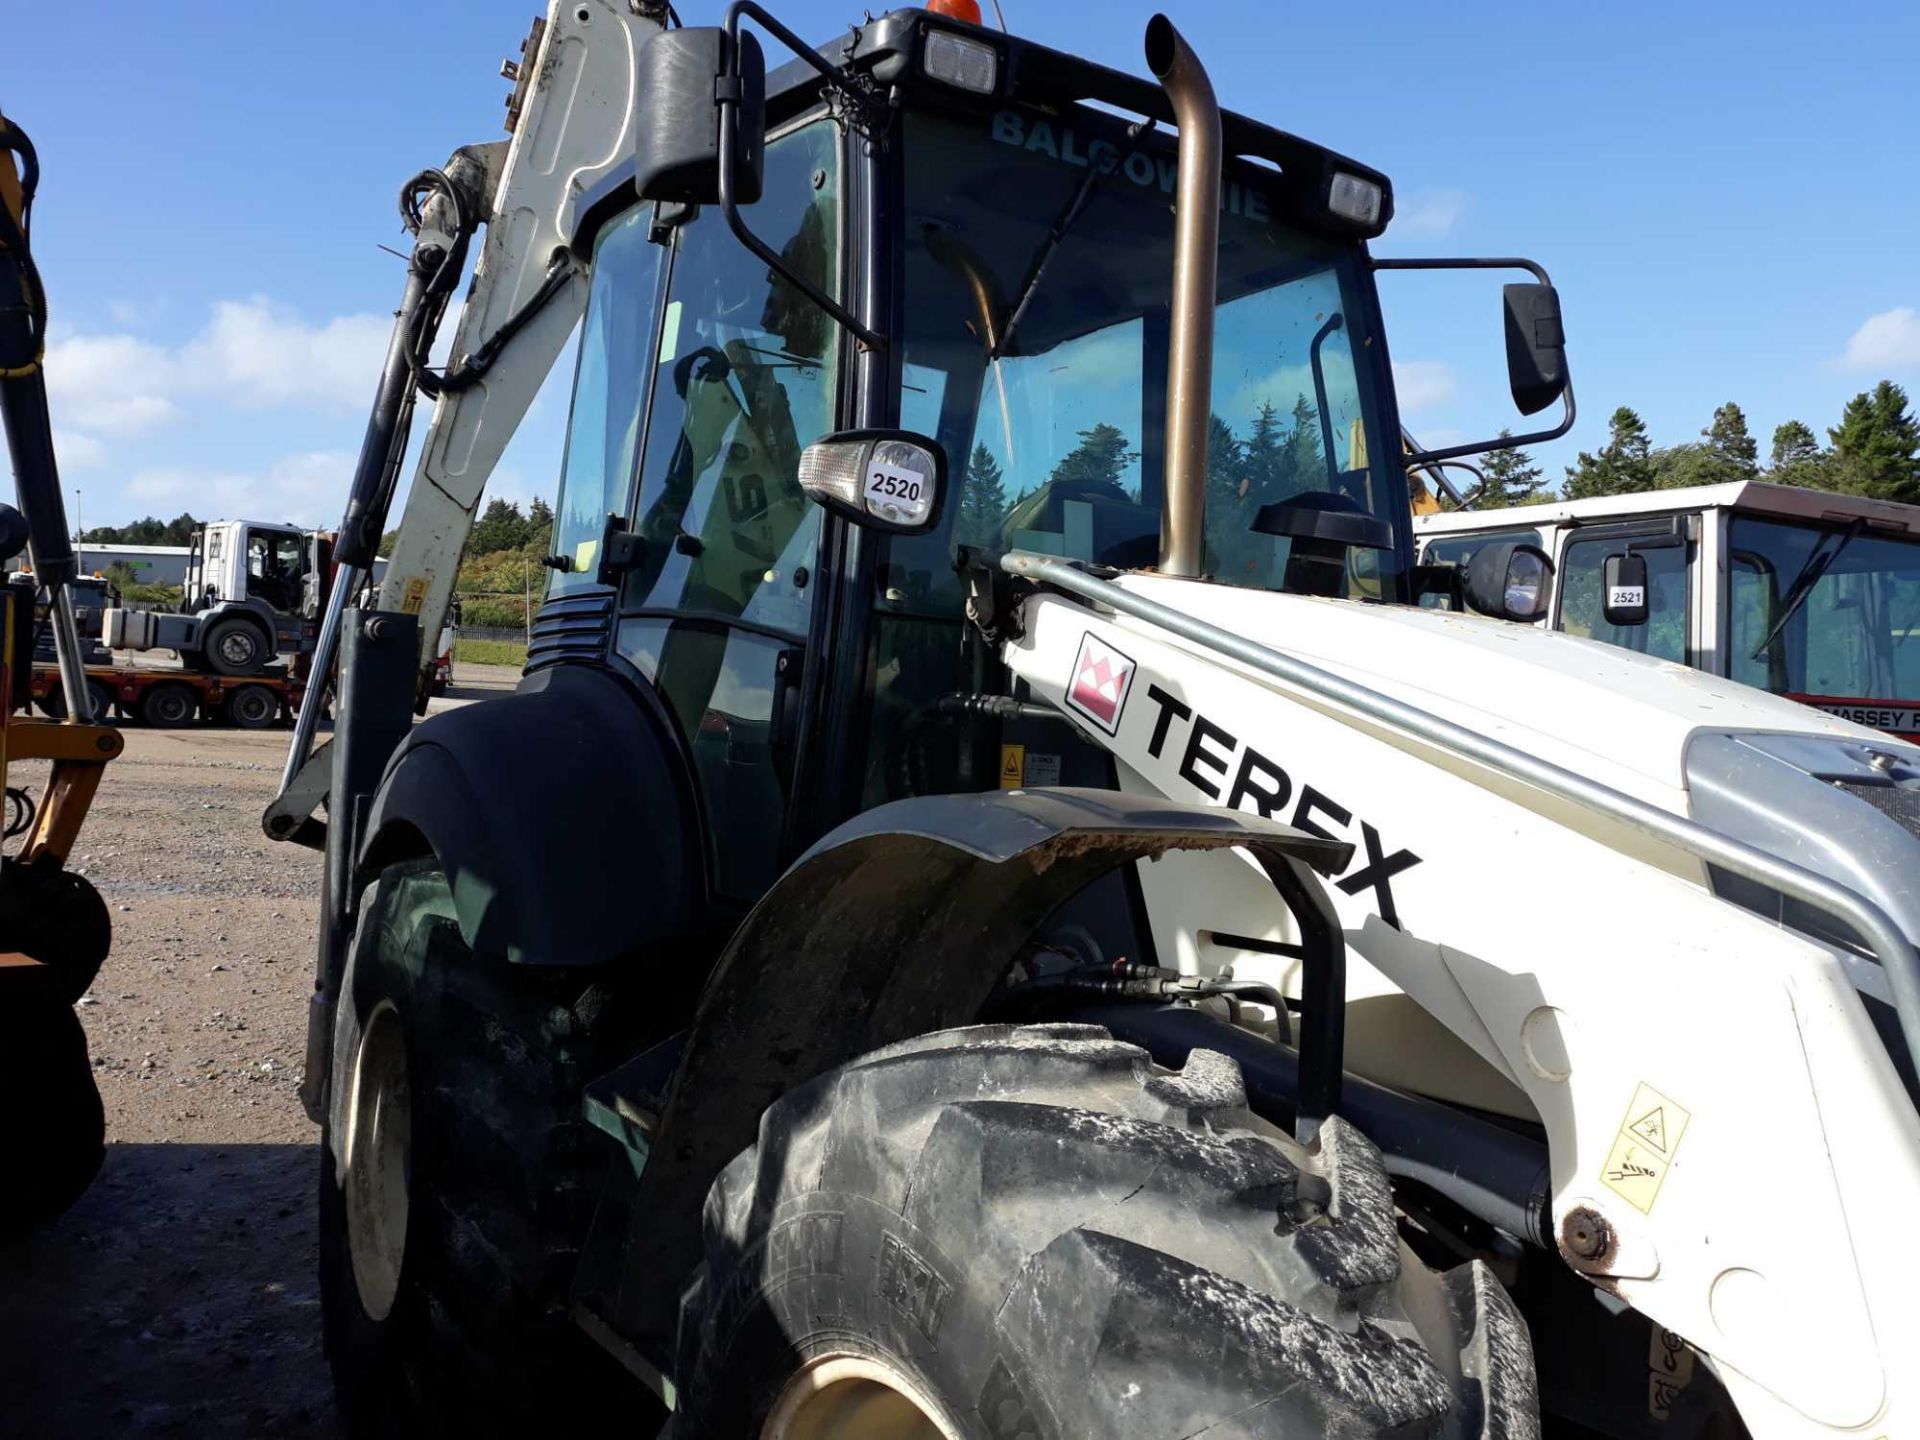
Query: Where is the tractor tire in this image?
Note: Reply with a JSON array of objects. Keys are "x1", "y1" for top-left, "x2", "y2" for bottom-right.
[
  {"x1": 37, "y1": 678, "x2": 113, "y2": 722},
  {"x1": 0, "y1": 859, "x2": 112, "y2": 1005},
  {"x1": 224, "y1": 684, "x2": 279, "y2": 729},
  {"x1": 202, "y1": 616, "x2": 269, "y2": 676},
  {"x1": 672, "y1": 1024, "x2": 1538, "y2": 1440},
  {"x1": 318, "y1": 859, "x2": 657, "y2": 1437},
  {"x1": 140, "y1": 682, "x2": 198, "y2": 728},
  {"x1": 0, "y1": 1000, "x2": 107, "y2": 1233}
]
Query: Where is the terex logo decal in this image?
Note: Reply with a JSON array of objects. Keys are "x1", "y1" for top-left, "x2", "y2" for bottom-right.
[
  {"x1": 1067, "y1": 632, "x2": 1136, "y2": 735},
  {"x1": 1140, "y1": 681, "x2": 1424, "y2": 929}
]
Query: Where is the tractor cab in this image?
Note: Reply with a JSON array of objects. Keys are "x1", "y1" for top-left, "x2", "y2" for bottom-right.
[{"x1": 541, "y1": 7, "x2": 1565, "y2": 903}]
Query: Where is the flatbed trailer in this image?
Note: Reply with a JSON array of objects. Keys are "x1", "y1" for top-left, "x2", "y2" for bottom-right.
[{"x1": 30, "y1": 660, "x2": 299, "y2": 729}]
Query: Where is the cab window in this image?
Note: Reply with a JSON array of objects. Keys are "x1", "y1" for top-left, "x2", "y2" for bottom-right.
[
  {"x1": 1557, "y1": 533, "x2": 1689, "y2": 662},
  {"x1": 1417, "y1": 528, "x2": 1542, "y2": 611}
]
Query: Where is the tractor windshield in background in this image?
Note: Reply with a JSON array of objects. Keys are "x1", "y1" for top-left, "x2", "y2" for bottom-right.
[
  {"x1": 883, "y1": 103, "x2": 1399, "y2": 614},
  {"x1": 1729, "y1": 515, "x2": 1920, "y2": 724}
]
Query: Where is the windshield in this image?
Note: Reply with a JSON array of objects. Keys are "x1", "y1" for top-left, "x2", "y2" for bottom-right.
[
  {"x1": 884, "y1": 102, "x2": 1401, "y2": 613},
  {"x1": 1729, "y1": 515, "x2": 1920, "y2": 721}
]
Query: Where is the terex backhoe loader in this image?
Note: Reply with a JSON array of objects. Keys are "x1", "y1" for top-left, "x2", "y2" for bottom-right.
[
  {"x1": 0, "y1": 110, "x2": 122, "y2": 1230},
  {"x1": 269, "y1": 5, "x2": 1920, "y2": 1436}
]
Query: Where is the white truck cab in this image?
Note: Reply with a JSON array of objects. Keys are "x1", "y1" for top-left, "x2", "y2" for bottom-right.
[
  {"x1": 106, "y1": 519, "x2": 327, "y2": 674},
  {"x1": 1416, "y1": 480, "x2": 1920, "y2": 740}
]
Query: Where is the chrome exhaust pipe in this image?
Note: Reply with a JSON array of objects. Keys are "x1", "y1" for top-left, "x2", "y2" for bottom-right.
[{"x1": 1145, "y1": 13, "x2": 1221, "y2": 579}]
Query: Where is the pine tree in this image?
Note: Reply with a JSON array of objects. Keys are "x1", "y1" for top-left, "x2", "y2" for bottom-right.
[
  {"x1": 1048, "y1": 423, "x2": 1138, "y2": 489},
  {"x1": 526, "y1": 497, "x2": 555, "y2": 554},
  {"x1": 468, "y1": 498, "x2": 531, "y2": 555},
  {"x1": 1697, "y1": 401, "x2": 1759, "y2": 485},
  {"x1": 1203, "y1": 414, "x2": 1259, "y2": 578},
  {"x1": 956, "y1": 444, "x2": 1012, "y2": 548},
  {"x1": 1469, "y1": 431, "x2": 1546, "y2": 508},
  {"x1": 1243, "y1": 401, "x2": 1286, "y2": 504},
  {"x1": 1282, "y1": 394, "x2": 1324, "y2": 492},
  {"x1": 1766, "y1": 419, "x2": 1835, "y2": 490},
  {"x1": 1563, "y1": 407, "x2": 1656, "y2": 500},
  {"x1": 1829, "y1": 381, "x2": 1920, "y2": 504}
]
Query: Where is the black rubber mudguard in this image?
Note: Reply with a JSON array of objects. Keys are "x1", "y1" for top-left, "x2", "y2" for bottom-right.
[
  {"x1": 606, "y1": 786, "x2": 1350, "y2": 1350},
  {"x1": 357, "y1": 663, "x2": 710, "y2": 967}
]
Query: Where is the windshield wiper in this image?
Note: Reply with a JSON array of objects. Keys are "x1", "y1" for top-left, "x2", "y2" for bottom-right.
[
  {"x1": 1750, "y1": 516, "x2": 1867, "y2": 661},
  {"x1": 993, "y1": 117, "x2": 1156, "y2": 360}
]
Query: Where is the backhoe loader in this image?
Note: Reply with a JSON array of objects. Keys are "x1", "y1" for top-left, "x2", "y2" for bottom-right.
[
  {"x1": 271, "y1": 5, "x2": 1920, "y2": 1436},
  {"x1": 0, "y1": 110, "x2": 122, "y2": 1231}
]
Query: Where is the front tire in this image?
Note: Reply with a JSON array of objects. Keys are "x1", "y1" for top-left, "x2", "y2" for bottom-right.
[
  {"x1": 318, "y1": 859, "x2": 655, "y2": 1435},
  {"x1": 202, "y1": 616, "x2": 268, "y2": 675},
  {"x1": 0, "y1": 1001, "x2": 106, "y2": 1233},
  {"x1": 674, "y1": 1024, "x2": 1538, "y2": 1440}
]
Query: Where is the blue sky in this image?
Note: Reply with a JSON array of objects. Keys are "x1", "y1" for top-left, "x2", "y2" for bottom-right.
[{"x1": 6, "y1": 0, "x2": 1917, "y2": 529}]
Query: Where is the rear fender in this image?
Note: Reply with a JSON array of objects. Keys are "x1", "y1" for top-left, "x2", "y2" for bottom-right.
[
  {"x1": 602, "y1": 787, "x2": 1350, "y2": 1350},
  {"x1": 356, "y1": 662, "x2": 711, "y2": 966}
]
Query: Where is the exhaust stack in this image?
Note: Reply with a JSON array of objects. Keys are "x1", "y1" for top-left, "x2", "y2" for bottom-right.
[{"x1": 1145, "y1": 14, "x2": 1221, "y2": 578}]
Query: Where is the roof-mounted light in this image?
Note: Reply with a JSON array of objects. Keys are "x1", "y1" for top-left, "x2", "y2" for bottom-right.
[
  {"x1": 1328, "y1": 172, "x2": 1383, "y2": 229},
  {"x1": 923, "y1": 27, "x2": 999, "y2": 94},
  {"x1": 926, "y1": 0, "x2": 984, "y2": 21}
]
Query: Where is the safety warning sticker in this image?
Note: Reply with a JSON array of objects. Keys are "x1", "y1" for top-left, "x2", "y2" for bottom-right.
[
  {"x1": 400, "y1": 575, "x2": 428, "y2": 616},
  {"x1": 1601, "y1": 1082, "x2": 1692, "y2": 1214},
  {"x1": 998, "y1": 743, "x2": 1026, "y2": 790}
]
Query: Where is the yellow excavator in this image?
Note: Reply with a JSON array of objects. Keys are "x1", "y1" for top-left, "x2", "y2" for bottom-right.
[{"x1": 0, "y1": 109, "x2": 124, "y2": 1231}]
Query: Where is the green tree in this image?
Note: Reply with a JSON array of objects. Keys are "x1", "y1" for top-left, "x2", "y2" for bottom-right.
[
  {"x1": 468, "y1": 498, "x2": 531, "y2": 555},
  {"x1": 956, "y1": 444, "x2": 1011, "y2": 548},
  {"x1": 1563, "y1": 407, "x2": 1656, "y2": 500},
  {"x1": 377, "y1": 529, "x2": 399, "y2": 559},
  {"x1": 1467, "y1": 431, "x2": 1546, "y2": 508},
  {"x1": 1766, "y1": 419, "x2": 1836, "y2": 490},
  {"x1": 526, "y1": 496, "x2": 555, "y2": 555},
  {"x1": 1651, "y1": 443, "x2": 1715, "y2": 491},
  {"x1": 1829, "y1": 380, "x2": 1920, "y2": 503},
  {"x1": 1048, "y1": 422, "x2": 1138, "y2": 490},
  {"x1": 1204, "y1": 414, "x2": 1260, "y2": 578},
  {"x1": 1698, "y1": 401, "x2": 1759, "y2": 485},
  {"x1": 1282, "y1": 394, "x2": 1325, "y2": 492}
]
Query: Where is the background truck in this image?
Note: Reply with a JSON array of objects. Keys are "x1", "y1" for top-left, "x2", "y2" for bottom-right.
[
  {"x1": 267, "y1": 4, "x2": 1920, "y2": 1438},
  {"x1": 105, "y1": 518, "x2": 328, "y2": 674},
  {"x1": 1416, "y1": 479, "x2": 1920, "y2": 740}
]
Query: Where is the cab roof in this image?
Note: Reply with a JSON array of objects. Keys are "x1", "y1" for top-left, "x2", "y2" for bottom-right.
[{"x1": 1415, "y1": 479, "x2": 1920, "y2": 536}]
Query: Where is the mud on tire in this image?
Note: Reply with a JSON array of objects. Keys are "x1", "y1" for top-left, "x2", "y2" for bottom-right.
[
  {"x1": 318, "y1": 859, "x2": 654, "y2": 1436},
  {"x1": 673, "y1": 1023, "x2": 1538, "y2": 1440}
]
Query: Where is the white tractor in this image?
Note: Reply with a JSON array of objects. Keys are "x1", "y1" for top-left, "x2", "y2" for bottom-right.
[{"x1": 266, "y1": 4, "x2": 1920, "y2": 1437}]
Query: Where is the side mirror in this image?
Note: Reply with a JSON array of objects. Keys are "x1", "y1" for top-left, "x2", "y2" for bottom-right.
[
  {"x1": 1462, "y1": 540, "x2": 1554, "y2": 623},
  {"x1": 1602, "y1": 551, "x2": 1650, "y2": 627},
  {"x1": 799, "y1": 430, "x2": 947, "y2": 536},
  {"x1": 632, "y1": 27, "x2": 766, "y2": 206},
  {"x1": 1503, "y1": 283, "x2": 1569, "y2": 416}
]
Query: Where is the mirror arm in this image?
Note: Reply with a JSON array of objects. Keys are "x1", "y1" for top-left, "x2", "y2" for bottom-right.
[
  {"x1": 1373, "y1": 254, "x2": 1573, "y2": 466},
  {"x1": 721, "y1": 0, "x2": 886, "y2": 351},
  {"x1": 1402, "y1": 384, "x2": 1575, "y2": 467}
]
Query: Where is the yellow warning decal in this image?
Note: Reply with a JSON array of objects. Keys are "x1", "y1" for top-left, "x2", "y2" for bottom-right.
[
  {"x1": 1601, "y1": 1082, "x2": 1692, "y2": 1214},
  {"x1": 999, "y1": 743, "x2": 1026, "y2": 790},
  {"x1": 400, "y1": 576, "x2": 428, "y2": 615},
  {"x1": 1647, "y1": 1326, "x2": 1695, "y2": 1420}
]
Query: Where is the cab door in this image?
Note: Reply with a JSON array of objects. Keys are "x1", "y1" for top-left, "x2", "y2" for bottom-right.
[
  {"x1": 600, "y1": 115, "x2": 846, "y2": 903},
  {"x1": 1553, "y1": 519, "x2": 1694, "y2": 663}
]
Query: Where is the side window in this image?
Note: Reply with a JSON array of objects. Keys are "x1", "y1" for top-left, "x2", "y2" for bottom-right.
[
  {"x1": 1557, "y1": 535, "x2": 1688, "y2": 662},
  {"x1": 624, "y1": 119, "x2": 840, "y2": 638},
  {"x1": 549, "y1": 206, "x2": 669, "y2": 593}
]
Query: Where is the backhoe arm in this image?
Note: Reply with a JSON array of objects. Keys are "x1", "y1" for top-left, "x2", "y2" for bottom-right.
[{"x1": 281, "y1": 0, "x2": 659, "y2": 790}]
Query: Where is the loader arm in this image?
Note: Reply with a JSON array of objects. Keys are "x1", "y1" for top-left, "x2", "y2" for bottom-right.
[{"x1": 375, "y1": 0, "x2": 657, "y2": 692}]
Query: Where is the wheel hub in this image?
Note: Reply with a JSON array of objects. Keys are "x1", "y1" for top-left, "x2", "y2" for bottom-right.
[
  {"x1": 218, "y1": 631, "x2": 255, "y2": 665},
  {"x1": 762, "y1": 1354, "x2": 959, "y2": 1440},
  {"x1": 343, "y1": 1000, "x2": 411, "y2": 1321}
]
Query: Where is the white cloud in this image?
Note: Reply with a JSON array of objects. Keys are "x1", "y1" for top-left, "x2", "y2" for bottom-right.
[
  {"x1": 126, "y1": 449, "x2": 355, "y2": 527},
  {"x1": 1392, "y1": 188, "x2": 1469, "y2": 239},
  {"x1": 41, "y1": 297, "x2": 393, "y2": 444},
  {"x1": 54, "y1": 430, "x2": 107, "y2": 471},
  {"x1": 43, "y1": 332, "x2": 181, "y2": 434},
  {"x1": 1842, "y1": 307, "x2": 1920, "y2": 371},
  {"x1": 180, "y1": 298, "x2": 391, "y2": 411},
  {"x1": 1391, "y1": 359, "x2": 1458, "y2": 414}
]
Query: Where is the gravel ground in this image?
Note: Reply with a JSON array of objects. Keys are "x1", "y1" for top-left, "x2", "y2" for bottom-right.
[{"x1": 0, "y1": 664, "x2": 519, "y2": 1439}]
